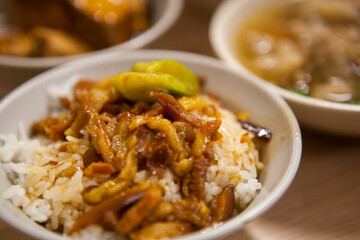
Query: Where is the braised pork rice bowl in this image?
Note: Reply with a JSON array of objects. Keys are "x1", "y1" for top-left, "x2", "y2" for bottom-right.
[{"x1": 0, "y1": 51, "x2": 301, "y2": 240}]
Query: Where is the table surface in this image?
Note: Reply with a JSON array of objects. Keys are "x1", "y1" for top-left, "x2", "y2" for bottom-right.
[{"x1": 1, "y1": 1, "x2": 359, "y2": 240}]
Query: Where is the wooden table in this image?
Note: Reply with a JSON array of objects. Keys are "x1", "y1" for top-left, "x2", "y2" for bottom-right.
[{"x1": 1, "y1": 1, "x2": 359, "y2": 239}]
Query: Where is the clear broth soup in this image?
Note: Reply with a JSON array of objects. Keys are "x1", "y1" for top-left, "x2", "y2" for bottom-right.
[{"x1": 235, "y1": 0, "x2": 360, "y2": 104}]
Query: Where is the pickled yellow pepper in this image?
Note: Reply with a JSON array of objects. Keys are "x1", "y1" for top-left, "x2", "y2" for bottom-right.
[{"x1": 112, "y1": 60, "x2": 200, "y2": 102}]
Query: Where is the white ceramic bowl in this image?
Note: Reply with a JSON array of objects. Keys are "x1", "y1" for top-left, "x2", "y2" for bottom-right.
[
  {"x1": 210, "y1": 0, "x2": 360, "y2": 136},
  {"x1": 0, "y1": 0, "x2": 184, "y2": 69},
  {"x1": 0, "y1": 50, "x2": 302, "y2": 240}
]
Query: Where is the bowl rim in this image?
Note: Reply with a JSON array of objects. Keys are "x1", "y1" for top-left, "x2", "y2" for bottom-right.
[
  {"x1": 0, "y1": 0, "x2": 184, "y2": 69},
  {"x1": 209, "y1": 0, "x2": 360, "y2": 114},
  {"x1": 0, "y1": 49, "x2": 302, "y2": 240}
]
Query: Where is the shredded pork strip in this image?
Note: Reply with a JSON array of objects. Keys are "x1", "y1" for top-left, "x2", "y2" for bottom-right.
[
  {"x1": 69, "y1": 186, "x2": 147, "y2": 234},
  {"x1": 76, "y1": 89, "x2": 117, "y2": 169},
  {"x1": 150, "y1": 91, "x2": 203, "y2": 128}
]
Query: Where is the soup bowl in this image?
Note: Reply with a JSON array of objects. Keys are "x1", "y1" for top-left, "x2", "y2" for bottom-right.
[{"x1": 210, "y1": 0, "x2": 360, "y2": 136}]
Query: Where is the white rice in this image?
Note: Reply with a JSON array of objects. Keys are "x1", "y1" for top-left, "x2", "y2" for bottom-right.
[
  {"x1": 0, "y1": 130, "x2": 90, "y2": 233},
  {"x1": 0, "y1": 91, "x2": 263, "y2": 238}
]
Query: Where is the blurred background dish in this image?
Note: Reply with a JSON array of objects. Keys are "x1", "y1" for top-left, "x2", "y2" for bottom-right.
[
  {"x1": 0, "y1": 0, "x2": 183, "y2": 81},
  {"x1": 0, "y1": 49, "x2": 301, "y2": 240},
  {"x1": 210, "y1": 0, "x2": 360, "y2": 136},
  {"x1": 0, "y1": 0, "x2": 151, "y2": 58}
]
